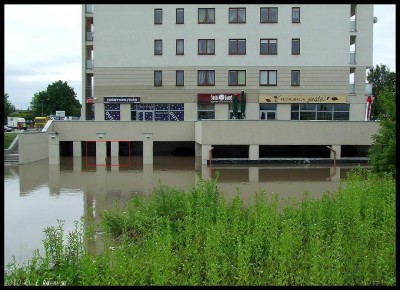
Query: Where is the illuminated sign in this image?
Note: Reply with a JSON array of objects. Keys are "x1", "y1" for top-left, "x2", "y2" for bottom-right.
[
  {"x1": 198, "y1": 93, "x2": 244, "y2": 103},
  {"x1": 259, "y1": 95, "x2": 347, "y2": 103}
]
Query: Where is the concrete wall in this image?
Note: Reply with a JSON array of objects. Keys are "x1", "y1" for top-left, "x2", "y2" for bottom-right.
[{"x1": 18, "y1": 132, "x2": 49, "y2": 164}]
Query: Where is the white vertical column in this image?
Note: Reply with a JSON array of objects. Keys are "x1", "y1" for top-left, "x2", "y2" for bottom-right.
[
  {"x1": 96, "y1": 132, "x2": 107, "y2": 165},
  {"x1": 143, "y1": 133, "x2": 154, "y2": 165},
  {"x1": 249, "y1": 144, "x2": 259, "y2": 160},
  {"x1": 48, "y1": 132, "x2": 60, "y2": 164},
  {"x1": 73, "y1": 141, "x2": 82, "y2": 156}
]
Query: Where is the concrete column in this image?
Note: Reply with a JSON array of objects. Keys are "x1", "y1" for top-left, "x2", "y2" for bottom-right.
[
  {"x1": 111, "y1": 156, "x2": 119, "y2": 172},
  {"x1": 329, "y1": 166, "x2": 340, "y2": 181},
  {"x1": 143, "y1": 164, "x2": 154, "y2": 194},
  {"x1": 111, "y1": 141, "x2": 119, "y2": 157},
  {"x1": 331, "y1": 145, "x2": 341, "y2": 159},
  {"x1": 48, "y1": 164, "x2": 60, "y2": 195},
  {"x1": 249, "y1": 167, "x2": 259, "y2": 182},
  {"x1": 143, "y1": 133, "x2": 154, "y2": 165},
  {"x1": 48, "y1": 132, "x2": 60, "y2": 164},
  {"x1": 96, "y1": 132, "x2": 107, "y2": 166},
  {"x1": 73, "y1": 156, "x2": 82, "y2": 172},
  {"x1": 95, "y1": 103, "x2": 105, "y2": 121},
  {"x1": 215, "y1": 103, "x2": 229, "y2": 119},
  {"x1": 195, "y1": 142, "x2": 202, "y2": 157},
  {"x1": 120, "y1": 103, "x2": 131, "y2": 121},
  {"x1": 249, "y1": 144, "x2": 259, "y2": 160},
  {"x1": 73, "y1": 141, "x2": 82, "y2": 156},
  {"x1": 201, "y1": 144, "x2": 213, "y2": 165}
]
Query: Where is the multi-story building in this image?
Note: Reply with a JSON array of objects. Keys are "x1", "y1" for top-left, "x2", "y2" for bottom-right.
[{"x1": 77, "y1": 4, "x2": 379, "y2": 165}]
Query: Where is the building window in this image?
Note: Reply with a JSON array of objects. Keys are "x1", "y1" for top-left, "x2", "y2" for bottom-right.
[
  {"x1": 229, "y1": 70, "x2": 246, "y2": 86},
  {"x1": 260, "y1": 7, "x2": 278, "y2": 23},
  {"x1": 260, "y1": 104, "x2": 277, "y2": 120},
  {"x1": 292, "y1": 7, "x2": 300, "y2": 23},
  {"x1": 198, "y1": 104, "x2": 215, "y2": 119},
  {"x1": 176, "y1": 70, "x2": 184, "y2": 86},
  {"x1": 154, "y1": 39, "x2": 162, "y2": 55},
  {"x1": 260, "y1": 39, "x2": 277, "y2": 55},
  {"x1": 176, "y1": 39, "x2": 184, "y2": 55},
  {"x1": 176, "y1": 8, "x2": 184, "y2": 24},
  {"x1": 229, "y1": 8, "x2": 246, "y2": 23},
  {"x1": 154, "y1": 71, "x2": 162, "y2": 86},
  {"x1": 198, "y1": 39, "x2": 215, "y2": 55},
  {"x1": 198, "y1": 70, "x2": 215, "y2": 86},
  {"x1": 154, "y1": 9, "x2": 162, "y2": 24},
  {"x1": 229, "y1": 39, "x2": 246, "y2": 55},
  {"x1": 292, "y1": 38, "x2": 300, "y2": 55},
  {"x1": 198, "y1": 8, "x2": 215, "y2": 24},
  {"x1": 291, "y1": 70, "x2": 300, "y2": 86},
  {"x1": 260, "y1": 70, "x2": 277, "y2": 86},
  {"x1": 105, "y1": 103, "x2": 120, "y2": 121},
  {"x1": 291, "y1": 104, "x2": 350, "y2": 120},
  {"x1": 131, "y1": 103, "x2": 184, "y2": 121}
]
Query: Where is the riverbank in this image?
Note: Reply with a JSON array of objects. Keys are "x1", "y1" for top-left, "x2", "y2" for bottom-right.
[{"x1": 4, "y1": 168, "x2": 395, "y2": 286}]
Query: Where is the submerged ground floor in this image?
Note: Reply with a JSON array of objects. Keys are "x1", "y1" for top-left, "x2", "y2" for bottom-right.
[{"x1": 15, "y1": 119, "x2": 379, "y2": 165}]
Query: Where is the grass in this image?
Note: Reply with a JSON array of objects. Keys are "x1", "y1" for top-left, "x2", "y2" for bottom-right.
[
  {"x1": 4, "y1": 132, "x2": 18, "y2": 149},
  {"x1": 4, "y1": 168, "x2": 396, "y2": 286}
]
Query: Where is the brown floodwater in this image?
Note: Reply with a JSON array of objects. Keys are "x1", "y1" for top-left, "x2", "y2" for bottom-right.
[{"x1": 4, "y1": 156, "x2": 369, "y2": 267}]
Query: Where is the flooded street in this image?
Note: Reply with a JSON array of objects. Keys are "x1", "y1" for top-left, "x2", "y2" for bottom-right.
[{"x1": 4, "y1": 156, "x2": 369, "y2": 267}]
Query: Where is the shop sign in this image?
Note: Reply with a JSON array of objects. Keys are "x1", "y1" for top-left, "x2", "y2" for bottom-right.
[
  {"x1": 104, "y1": 96, "x2": 141, "y2": 103},
  {"x1": 198, "y1": 93, "x2": 243, "y2": 103},
  {"x1": 259, "y1": 95, "x2": 347, "y2": 104}
]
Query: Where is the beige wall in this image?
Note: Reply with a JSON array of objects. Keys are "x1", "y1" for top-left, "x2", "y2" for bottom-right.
[{"x1": 18, "y1": 132, "x2": 49, "y2": 164}]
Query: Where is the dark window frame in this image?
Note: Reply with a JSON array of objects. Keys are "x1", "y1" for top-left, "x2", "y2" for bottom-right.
[
  {"x1": 176, "y1": 39, "x2": 184, "y2": 55},
  {"x1": 229, "y1": 39, "x2": 246, "y2": 55},
  {"x1": 198, "y1": 70, "x2": 215, "y2": 86},
  {"x1": 198, "y1": 8, "x2": 215, "y2": 24},
  {"x1": 154, "y1": 9, "x2": 162, "y2": 24},
  {"x1": 260, "y1": 7, "x2": 278, "y2": 23},
  {"x1": 229, "y1": 7, "x2": 246, "y2": 23},
  {"x1": 259, "y1": 70, "x2": 277, "y2": 86},
  {"x1": 260, "y1": 38, "x2": 277, "y2": 55},
  {"x1": 292, "y1": 38, "x2": 300, "y2": 55},
  {"x1": 154, "y1": 39, "x2": 162, "y2": 55},
  {"x1": 154, "y1": 70, "x2": 162, "y2": 87},
  {"x1": 228, "y1": 70, "x2": 246, "y2": 86},
  {"x1": 291, "y1": 70, "x2": 300, "y2": 86},
  {"x1": 176, "y1": 70, "x2": 184, "y2": 86},
  {"x1": 292, "y1": 7, "x2": 300, "y2": 23},
  {"x1": 198, "y1": 39, "x2": 215, "y2": 55},
  {"x1": 176, "y1": 8, "x2": 184, "y2": 24}
]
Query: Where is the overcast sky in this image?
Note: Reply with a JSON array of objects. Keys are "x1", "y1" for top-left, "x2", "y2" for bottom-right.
[{"x1": 4, "y1": 4, "x2": 396, "y2": 110}]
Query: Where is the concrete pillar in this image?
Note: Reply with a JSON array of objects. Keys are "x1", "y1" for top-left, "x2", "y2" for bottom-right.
[
  {"x1": 249, "y1": 144, "x2": 259, "y2": 160},
  {"x1": 96, "y1": 132, "x2": 107, "y2": 166},
  {"x1": 111, "y1": 156, "x2": 119, "y2": 172},
  {"x1": 73, "y1": 156, "x2": 82, "y2": 172},
  {"x1": 143, "y1": 133, "x2": 154, "y2": 165},
  {"x1": 329, "y1": 166, "x2": 340, "y2": 181},
  {"x1": 249, "y1": 167, "x2": 259, "y2": 182},
  {"x1": 143, "y1": 164, "x2": 154, "y2": 194},
  {"x1": 111, "y1": 141, "x2": 119, "y2": 157},
  {"x1": 48, "y1": 164, "x2": 60, "y2": 195},
  {"x1": 331, "y1": 145, "x2": 341, "y2": 159},
  {"x1": 48, "y1": 132, "x2": 60, "y2": 164},
  {"x1": 195, "y1": 142, "x2": 202, "y2": 157},
  {"x1": 201, "y1": 144, "x2": 213, "y2": 165},
  {"x1": 73, "y1": 141, "x2": 82, "y2": 156}
]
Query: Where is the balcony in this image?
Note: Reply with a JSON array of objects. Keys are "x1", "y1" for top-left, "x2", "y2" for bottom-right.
[
  {"x1": 350, "y1": 20, "x2": 356, "y2": 32},
  {"x1": 349, "y1": 83, "x2": 355, "y2": 95},
  {"x1": 86, "y1": 59, "x2": 94, "y2": 69},
  {"x1": 350, "y1": 52, "x2": 356, "y2": 64},
  {"x1": 86, "y1": 31, "x2": 93, "y2": 41}
]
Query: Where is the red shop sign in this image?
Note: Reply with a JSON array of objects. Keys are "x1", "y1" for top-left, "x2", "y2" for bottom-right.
[{"x1": 198, "y1": 93, "x2": 243, "y2": 103}]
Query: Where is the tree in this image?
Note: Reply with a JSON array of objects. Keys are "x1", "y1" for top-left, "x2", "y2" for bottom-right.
[
  {"x1": 30, "y1": 80, "x2": 82, "y2": 117},
  {"x1": 366, "y1": 64, "x2": 396, "y2": 118},
  {"x1": 368, "y1": 88, "x2": 396, "y2": 177},
  {"x1": 4, "y1": 93, "x2": 16, "y2": 118}
]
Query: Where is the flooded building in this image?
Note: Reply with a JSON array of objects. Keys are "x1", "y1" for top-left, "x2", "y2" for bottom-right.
[{"x1": 16, "y1": 4, "x2": 379, "y2": 165}]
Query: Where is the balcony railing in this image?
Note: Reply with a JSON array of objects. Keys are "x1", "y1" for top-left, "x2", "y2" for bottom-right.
[
  {"x1": 349, "y1": 83, "x2": 355, "y2": 95},
  {"x1": 350, "y1": 20, "x2": 356, "y2": 32},
  {"x1": 86, "y1": 31, "x2": 93, "y2": 41},
  {"x1": 350, "y1": 52, "x2": 356, "y2": 64},
  {"x1": 85, "y1": 4, "x2": 93, "y2": 14},
  {"x1": 86, "y1": 59, "x2": 94, "y2": 69}
]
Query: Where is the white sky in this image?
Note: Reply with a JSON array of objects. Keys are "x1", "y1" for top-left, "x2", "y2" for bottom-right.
[{"x1": 4, "y1": 4, "x2": 396, "y2": 110}]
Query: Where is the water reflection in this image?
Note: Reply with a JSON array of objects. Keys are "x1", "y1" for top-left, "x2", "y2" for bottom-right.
[{"x1": 4, "y1": 156, "x2": 369, "y2": 267}]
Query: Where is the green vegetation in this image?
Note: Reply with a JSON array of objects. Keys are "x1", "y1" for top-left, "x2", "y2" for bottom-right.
[
  {"x1": 4, "y1": 168, "x2": 395, "y2": 286},
  {"x1": 4, "y1": 132, "x2": 18, "y2": 149}
]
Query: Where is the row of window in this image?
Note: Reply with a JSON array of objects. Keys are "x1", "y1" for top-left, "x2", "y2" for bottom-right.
[
  {"x1": 154, "y1": 70, "x2": 300, "y2": 86},
  {"x1": 104, "y1": 103, "x2": 349, "y2": 121},
  {"x1": 155, "y1": 38, "x2": 300, "y2": 55},
  {"x1": 154, "y1": 7, "x2": 300, "y2": 24}
]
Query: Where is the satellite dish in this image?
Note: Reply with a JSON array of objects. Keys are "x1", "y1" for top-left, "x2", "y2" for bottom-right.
[{"x1": 373, "y1": 17, "x2": 378, "y2": 23}]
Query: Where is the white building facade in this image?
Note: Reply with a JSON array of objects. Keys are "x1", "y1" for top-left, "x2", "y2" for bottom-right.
[{"x1": 79, "y1": 4, "x2": 378, "y2": 164}]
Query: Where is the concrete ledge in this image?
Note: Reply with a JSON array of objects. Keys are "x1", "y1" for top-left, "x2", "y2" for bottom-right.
[{"x1": 209, "y1": 158, "x2": 369, "y2": 165}]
